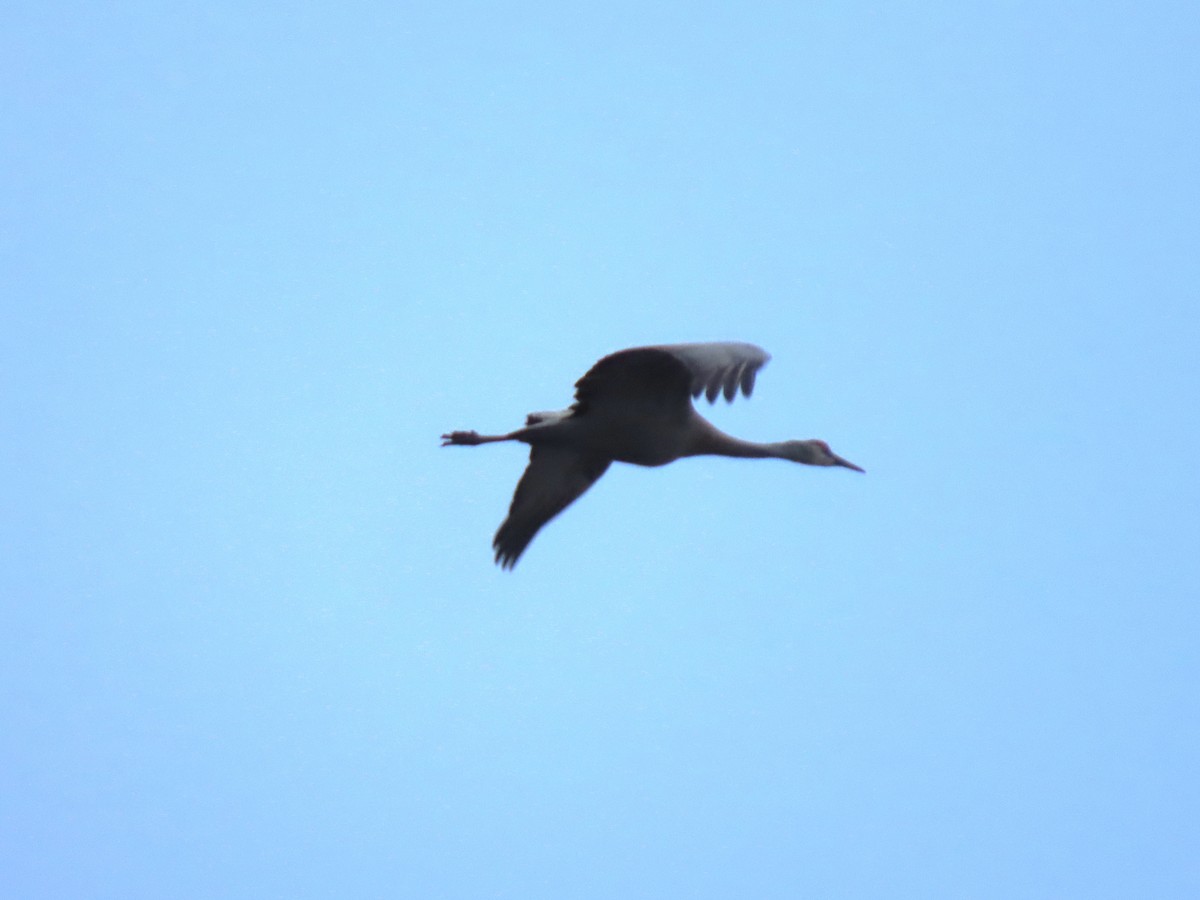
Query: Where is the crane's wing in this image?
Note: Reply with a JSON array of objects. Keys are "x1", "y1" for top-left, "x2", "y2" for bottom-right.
[
  {"x1": 493, "y1": 446, "x2": 611, "y2": 569},
  {"x1": 573, "y1": 342, "x2": 770, "y2": 414},
  {"x1": 655, "y1": 342, "x2": 771, "y2": 402}
]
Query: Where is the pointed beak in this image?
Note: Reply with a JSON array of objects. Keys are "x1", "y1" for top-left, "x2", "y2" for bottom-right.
[{"x1": 833, "y1": 454, "x2": 865, "y2": 473}]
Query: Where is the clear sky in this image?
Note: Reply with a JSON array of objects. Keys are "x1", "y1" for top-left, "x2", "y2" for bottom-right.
[{"x1": 3, "y1": 2, "x2": 1198, "y2": 898}]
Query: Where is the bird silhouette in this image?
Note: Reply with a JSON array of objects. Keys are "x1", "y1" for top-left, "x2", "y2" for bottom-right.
[{"x1": 443, "y1": 342, "x2": 863, "y2": 568}]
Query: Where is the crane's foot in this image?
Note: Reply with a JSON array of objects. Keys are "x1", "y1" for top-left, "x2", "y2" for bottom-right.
[{"x1": 441, "y1": 430, "x2": 484, "y2": 446}]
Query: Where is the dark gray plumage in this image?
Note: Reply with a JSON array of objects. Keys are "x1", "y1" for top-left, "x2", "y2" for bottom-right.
[{"x1": 443, "y1": 342, "x2": 862, "y2": 568}]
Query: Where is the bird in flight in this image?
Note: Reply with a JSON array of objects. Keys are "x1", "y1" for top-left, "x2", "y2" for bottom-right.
[{"x1": 442, "y1": 341, "x2": 863, "y2": 568}]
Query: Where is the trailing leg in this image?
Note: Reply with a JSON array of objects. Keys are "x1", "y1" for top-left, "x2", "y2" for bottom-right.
[{"x1": 440, "y1": 430, "x2": 514, "y2": 447}]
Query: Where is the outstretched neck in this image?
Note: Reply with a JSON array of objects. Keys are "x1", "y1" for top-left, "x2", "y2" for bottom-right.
[{"x1": 685, "y1": 419, "x2": 793, "y2": 460}]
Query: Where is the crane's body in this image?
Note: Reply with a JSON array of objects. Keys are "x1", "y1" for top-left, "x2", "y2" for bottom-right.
[
  {"x1": 515, "y1": 407, "x2": 694, "y2": 467},
  {"x1": 442, "y1": 341, "x2": 863, "y2": 568}
]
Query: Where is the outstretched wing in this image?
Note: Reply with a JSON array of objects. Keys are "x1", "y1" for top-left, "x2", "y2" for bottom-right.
[
  {"x1": 493, "y1": 446, "x2": 611, "y2": 569},
  {"x1": 653, "y1": 341, "x2": 771, "y2": 402},
  {"x1": 572, "y1": 341, "x2": 770, "y2": 415}
]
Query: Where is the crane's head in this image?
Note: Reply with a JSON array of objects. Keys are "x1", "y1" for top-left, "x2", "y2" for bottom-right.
[{"x1": 781, "y1": 439, "x2": 865, "y2": 472}]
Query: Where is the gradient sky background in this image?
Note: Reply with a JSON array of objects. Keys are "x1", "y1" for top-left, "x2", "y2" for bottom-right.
[{"x1": 4, "y1": 3, "x2": 1198, "y2": 898}]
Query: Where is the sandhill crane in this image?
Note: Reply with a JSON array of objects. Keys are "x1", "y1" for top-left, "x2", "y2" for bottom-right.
[{"x1": 442, "y1": 341, "x2": 863, "y2": 568}]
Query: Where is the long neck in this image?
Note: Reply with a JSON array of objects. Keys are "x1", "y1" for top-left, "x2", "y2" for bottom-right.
[{"x1": 684, "y1": 418, "x2": 791, "y2": 460}]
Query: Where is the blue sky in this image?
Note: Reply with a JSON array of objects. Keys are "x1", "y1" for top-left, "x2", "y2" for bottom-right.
[{"x1": 3, "y1": 2, "x2": 1198, "y2": 897}]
